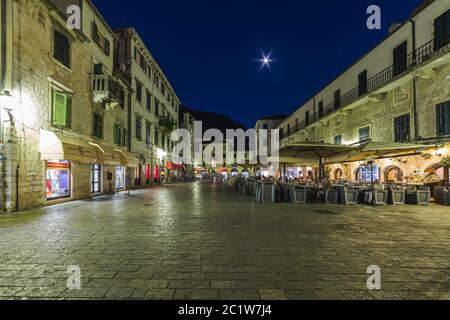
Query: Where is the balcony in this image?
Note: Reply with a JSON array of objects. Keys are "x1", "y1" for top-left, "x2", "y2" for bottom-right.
[
  {"x1": 91, "y1": 74, "x2": 125, "y2": 107},
  {"x1": 281, "y1": 36, "x2": 450, "y2": 140}
]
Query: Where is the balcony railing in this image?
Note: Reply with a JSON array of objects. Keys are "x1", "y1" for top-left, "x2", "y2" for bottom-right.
[
  {"x1": 281, "y1": 36, "x2": 450, "y2": 140},
  {"x1": 91, "y1": 74, "x2": 124, "y2": 106}
]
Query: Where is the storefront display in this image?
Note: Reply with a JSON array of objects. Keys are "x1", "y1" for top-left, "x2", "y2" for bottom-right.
[
  {"x1": 46, "y1": 160, "x2": 70, "y2": 200},
  {"x1": 145, "y1": 164, "x2": 151, "y2": 185},
  {"x1": 91, "y1": 164, "x2": 102, "y2": 194},
  {"x1": 115, "y1": 166, "x2": 125, "y2": 190}
]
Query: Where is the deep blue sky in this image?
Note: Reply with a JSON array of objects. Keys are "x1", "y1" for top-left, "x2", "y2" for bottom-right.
[{"x1": 93, "y1": 0, "x2": 423, "y2": 128}]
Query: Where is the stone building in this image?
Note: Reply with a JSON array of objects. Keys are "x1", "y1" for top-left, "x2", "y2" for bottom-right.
[
  {"x1": 275, "y1": 0, "x2": 450, "y2": 185},
  {"x1": 179, "y1": 106, "x2": 196, "y2": 180},
  {"x1": 114, "y1": 28, "x2": 180, "y2": 186},
  {"x1": 0, "y1": 0, "x2": 183, "y2": 212}
]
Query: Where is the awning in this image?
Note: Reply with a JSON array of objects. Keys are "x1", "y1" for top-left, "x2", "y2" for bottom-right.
[
  {"x1": 39, "y1": 129, "x2": 97, "y2": 163},
  {"x1": 89, "y1": 143, "x2": 122, "y2": 166},
  {"x1": 114, "y1": 149, "x2": 139, "y2": 167},
  {"x1": 324, "y1": 141, "x2": 429, "y2": 164},
  {"x1": 271, "y1": 142, "x2": 354, "y2": 164}
]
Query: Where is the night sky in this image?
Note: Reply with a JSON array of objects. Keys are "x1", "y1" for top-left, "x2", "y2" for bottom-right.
[{"x1": 93, "y1": 0, "x2": 424, "y2": 128}]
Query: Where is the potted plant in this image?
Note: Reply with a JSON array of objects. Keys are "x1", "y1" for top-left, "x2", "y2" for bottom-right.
[{"x1": 440, "y1": 156, "x2": 450, "y2": 168}]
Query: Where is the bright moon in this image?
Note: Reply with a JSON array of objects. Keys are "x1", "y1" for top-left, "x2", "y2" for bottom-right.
[{"x1": 260, "y1": 54, "x2": 272, "y2": 68}]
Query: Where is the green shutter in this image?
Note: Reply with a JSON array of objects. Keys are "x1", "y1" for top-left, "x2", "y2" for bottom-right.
[{"x1": 53, "y1": 91, "x2": 68, "y2": 126}]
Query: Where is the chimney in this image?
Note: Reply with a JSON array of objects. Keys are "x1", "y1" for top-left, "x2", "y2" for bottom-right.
[{"x1": 388, "y1": 22, "x2": 402, "y2": 35}]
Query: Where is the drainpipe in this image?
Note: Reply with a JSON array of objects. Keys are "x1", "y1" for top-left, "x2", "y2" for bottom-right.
[
  {"x1": 413, "y1": 78, "x2": 418, "y2": 141},
  {"x1": 127, "y1": 87, "x2": 132, "y2": 152},
  {"x1": 1, "y1": 0, "x2": 6, "y2": 91},
  {"x1": 410, "y1": 19, "x2": 419, "y2": 141},
  {"x1": 1, "y1": 0, "x2": 7, "y2": 211}
]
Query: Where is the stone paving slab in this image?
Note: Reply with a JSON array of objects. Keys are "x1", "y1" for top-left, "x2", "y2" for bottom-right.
[{"x1": 0, "y1": 182, "x2": 449, "y2": 300}]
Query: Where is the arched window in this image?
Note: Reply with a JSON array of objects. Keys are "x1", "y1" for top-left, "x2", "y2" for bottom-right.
[
  {"x1": 356, "y1": 165, "x2": 379, "y2": 182},
  {"x1": 385, "y1": 166, "x2": 404, "y2": 183},
  {"x1": 335, "y1": 168, "x2": 343, "y2": 180}
]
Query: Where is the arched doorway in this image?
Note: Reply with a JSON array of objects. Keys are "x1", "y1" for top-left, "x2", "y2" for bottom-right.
[
  {"x1": 385, "y1": 166, "x2": 404, "y2": 184},
  {"x1": 334, "y1": 168, "x2": 343, "y2": 181}
]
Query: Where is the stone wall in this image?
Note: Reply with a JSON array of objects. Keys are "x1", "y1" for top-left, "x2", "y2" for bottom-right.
[{"x1": 6, "y1": 0, "x2": 97, "y2": 211}]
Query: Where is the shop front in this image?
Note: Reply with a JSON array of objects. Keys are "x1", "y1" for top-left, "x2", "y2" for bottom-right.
[
  {"x1": 40, "y1": 129, "x2": 98, "y2": 202},
  {"x1": 115, "y1": 165, "x2": 125, "y2": 190},
  {"x1": 46, "y1": 160, "x2": 71, "y2": 200},
  {"x1": 114, "y1": 148, "x2": 139, "y2": 189}
]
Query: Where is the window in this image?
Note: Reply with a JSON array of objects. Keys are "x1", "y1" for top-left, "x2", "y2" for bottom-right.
[
  {"x1": 114, "y1": 124, "x2": 123, "y2": 145},
  {"x1": 295, "y1": 118, "x2": 298, "y2": 131},
  {"x1": 358, "y1": 70, "x2": 368, "y2": 96},
  {"x1": 436, "y1": 101, "x2": 450, "y2": 136},
  {"x1": 155, "y1": 97, "x2": 160, "y2": 116},
  {"x1": 146, "y1": 122, "x2": 152, "y2": 145},
  {"x1": 146, "y1": 92, "x2": 152, "y2": 111},
  {"x1": 356, "y1": 165, "x2": 379, "y2": 182},
  {"x1": 394, "y1": 114, "x2": 411, "y2": 142},
  {"x1": 91, "y1": 21, "x2": 110, "y2": 56},
  {"x1": 305, "y1": 110, "x2": 310, "y2": 126},
  {"x1": 91, "y1": 164, "x2": 102, "y2": 194},
  {"x1": 93, "y1": 63, "x2": 103, "y2": 75},
  {"x1": 279, "y1": 128, "x2": 284, "y2": 139},
  {"x1": 161, "y1": 83, "x2": 166, "y2": 96},
  {"x1": 318, "y1": 100, "x2": 324, "y2": 117},
  {"x1": 123, "y1": 129, "x2": 128, "y2": 147},
  {"x1": 287, "y1": 124, "x2": 290, "y2": 136},
  {"x1": 334, "y1": 135, "x2": 342, "y2": 145},
  {"x1": 135, "y1": 117, "x2": 142, "y2": 140},
  {"x1": 52, "y1": 90, "x2": 72, "y2": 127},
  {"x1": 393, "y1": 41, "x2": 408, "y2": 76},
  {"x1": 262, "y1": 124, "x2": 268, "y2": 130},
  {"x1": 359, "y1": 126, "x2": 370, "y2": 142},
  {"x1": 154, "y1": 130, "x2": 159, "y2": 147},
  {"x1": 334, "y1": 90, "x2": 341, "y2": 110},
  {"x1": 136, "y1": 81, "x2": 142, "y2": 102},
  {"x1": 434, "y1": 9, "x2": 450, "y2": 50},
  {"x1": 46, "y1": 160, "x2": 71, "y2": 200},
  {"x1": 54, "y1": 30, "x2": 70, "y2": 67},
  {"x1": 93, "y1": 113, "x2": 103, "y2": 138}
]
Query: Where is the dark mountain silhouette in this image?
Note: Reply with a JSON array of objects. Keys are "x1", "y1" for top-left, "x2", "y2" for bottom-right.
[{"x1": 181, "y1": 105, "x2": 247, "y2": 133}]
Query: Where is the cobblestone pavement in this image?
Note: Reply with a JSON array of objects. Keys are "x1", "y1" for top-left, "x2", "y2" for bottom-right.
[{"x1": 0, "y1": 182, "x2": 449, "y2": 300}]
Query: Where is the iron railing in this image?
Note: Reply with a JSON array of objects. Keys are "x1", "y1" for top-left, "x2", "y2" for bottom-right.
[{"x1": 281, "y1": 36, "x2": 450, "y2": 140}]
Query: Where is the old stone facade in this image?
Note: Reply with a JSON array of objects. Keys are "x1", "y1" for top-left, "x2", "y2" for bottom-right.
[
  {"x1": 274, "y1": 0, "x2": 450, "y2": 185},
  {"x1": 114, "y1": 28, "x2": 181, "y2": 187},
  {"x1": 0, "y1": 0, "x2": 181, "y2": 212}
]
